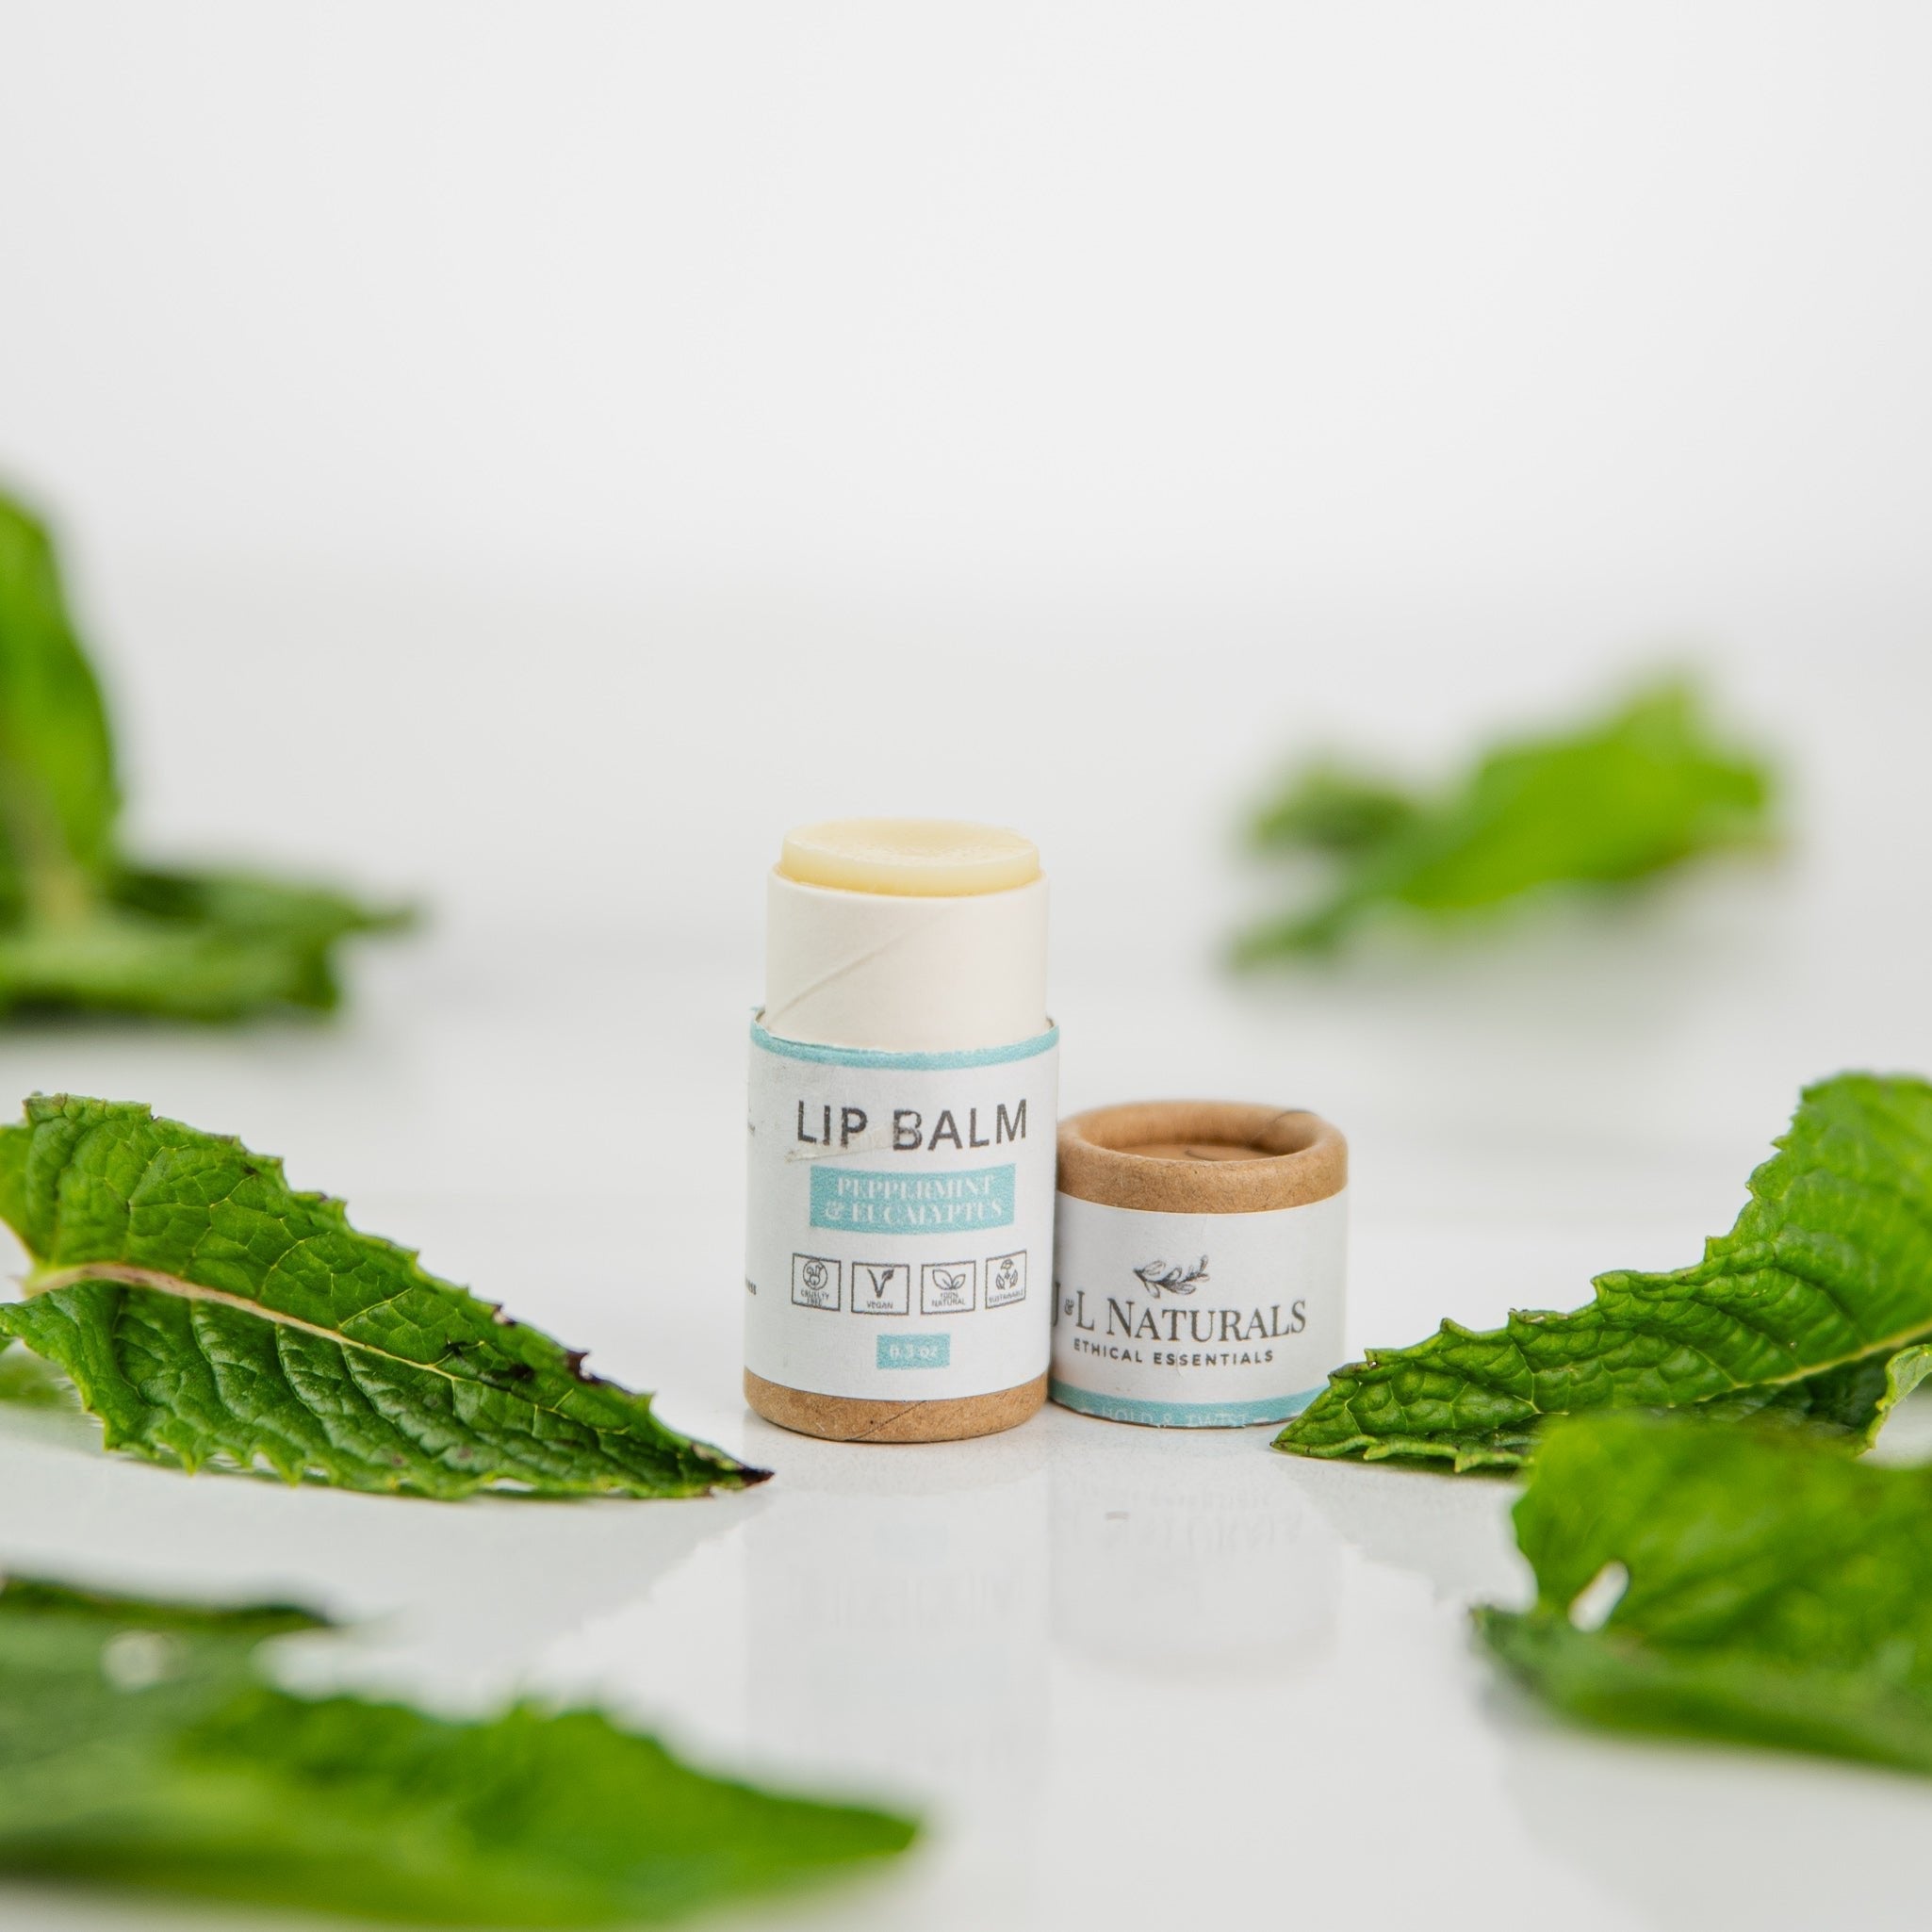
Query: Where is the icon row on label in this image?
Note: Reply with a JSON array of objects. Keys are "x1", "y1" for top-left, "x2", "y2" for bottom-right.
[{"x1": 791, "y1": 1251, "x2": 1027, "y2": 1315}]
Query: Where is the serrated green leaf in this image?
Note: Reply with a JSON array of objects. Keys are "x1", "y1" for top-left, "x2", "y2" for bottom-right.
[
  {"x1": 0, "y1": 1572, "x2": 915, "y2": 1924},
  {"x1": 0, "y1": 1094, "x2": 765, "y2": 1498},
  {"x1": 0, "y1": 485, "x2": 403, "y2": 1021},
  {"x1": 1278, "y1": 1072, "x2": 1932, "y2": 1470},
  {"x1": 1476, "y1": 1412, "x2": 1932, "y2": 1776},
  {"x1": 1691, "y1": 1342, "x2": 1932, "y2": 1451},
  {"x1": 0, "y1": 493, "x2": 120, "y2": 925},
  {"x1": 1236, "y1": 679, "x2": 1775, "y2": 959}
]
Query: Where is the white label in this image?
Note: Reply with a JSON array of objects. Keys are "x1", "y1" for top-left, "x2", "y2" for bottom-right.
[
  {"x1": 1051, "y1": 1189, "x2": 1347, "y2": 1426},
  {"x1": 745, "y1": 1025, "x2": 1058, "y2": 1401}
]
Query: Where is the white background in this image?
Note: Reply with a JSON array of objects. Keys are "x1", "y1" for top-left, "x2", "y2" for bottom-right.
[{"x1": 1, "y1": 5, "x2": 1930, "y2": 1928}]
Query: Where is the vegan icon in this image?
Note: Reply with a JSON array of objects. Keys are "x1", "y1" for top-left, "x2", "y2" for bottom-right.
[
  {"x1": 1134, "y1": 1256, "x2": 1209, "y2": 1297},
  {"x1": 847, "y1": 1263, "x2": 909, "y2": 1315}
]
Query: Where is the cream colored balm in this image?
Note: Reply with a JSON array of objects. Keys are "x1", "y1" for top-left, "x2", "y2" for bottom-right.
[{"x1": 745, "y1": 819, "x2": 1057, "y2": 1441}]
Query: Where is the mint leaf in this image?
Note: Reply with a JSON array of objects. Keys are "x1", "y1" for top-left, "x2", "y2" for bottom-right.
[
  {"x1": 1691, "y1": 1343, "x2": 1932, "y2": 1449},
  {"x1": 1250, "y1": 759, "x2": 1423, "y2": 855},
  {"x1": 1277, "y1": 1072, "x2": 1932, "y2": 1470},
  {"x1": 0, "y1": 870, "x2": 406, "y2": 1021},
  {"x1": 1477, "y1": 1412, "x2": 1932, "y2": 1776},
  {"x1": 0, "y1": 487, "x2": 401, "y2": 1020},
  {"x1": 0, "y1": 1571, "x2": 915, "y2": 1924},
  {"x1": 0, "y1": 1094, "x2": 765, "y2": 1498},
  {"x1": 0, "y1": 494, "x2": 120, "y2": 925},
  {"x1": 1236, "y1": 679, "x2": 1775, "y2": 958}
]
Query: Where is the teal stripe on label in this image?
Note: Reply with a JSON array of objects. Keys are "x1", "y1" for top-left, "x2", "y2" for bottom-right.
[
  {"x1": 1048, "y1": 1382, "x2": 1323, "y2": 1429},
  {"x1": 811, "y1": 1163, "x2": 1015, "y2": 1235},
  {"x1": 751, "y1": 1016, "x2": 1058, "y2": 1072},
  {"x1": 879, "y1": 1334, "x2": 951, "y2": 1370}
]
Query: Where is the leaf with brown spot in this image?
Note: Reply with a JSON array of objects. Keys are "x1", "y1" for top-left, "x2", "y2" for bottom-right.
[{"x1": 0, "y1": 1095, "x2": 765, "y2": 1499}]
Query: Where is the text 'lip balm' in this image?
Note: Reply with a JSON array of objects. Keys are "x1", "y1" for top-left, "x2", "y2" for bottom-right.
[{"x1": 745, "y1": 818, "x2": 1057, "y2": 1442}]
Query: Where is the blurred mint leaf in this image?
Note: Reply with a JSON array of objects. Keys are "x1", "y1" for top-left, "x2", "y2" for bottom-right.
[
  {"x1": 0, "y1": 1094, "x2": 766, "y2": 1498},
  {"x1": 0, "y1": 1571, "x2": 914, "y2": 1924},
  {"x1": 1250, "y1": 760, "x2": 1422, "y2": 855},
  {"x1": 0, "y1": 870, "x2": 406, "y2": 1022},
  {"x1": 0, "y1": 496, "x2": 120, "y2": 925},
  {"x1": 1477, "y1": 1412, "x2": 1932, "y2": 1776},
  {"x1": 1277, "y1": 1073, "x2": 1932, "y2": 1471},
  {"x1": 1236, "y1": 678, "x2": 1775, "y2": 959},
  {"x1": 0, "y1": 487, "x2": 402, "y2": 1020}
]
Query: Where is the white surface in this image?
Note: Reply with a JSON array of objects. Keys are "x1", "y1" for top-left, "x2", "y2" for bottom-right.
[{"x1": 1, "y1": 5, "x2": 1930, "y2": 1924}]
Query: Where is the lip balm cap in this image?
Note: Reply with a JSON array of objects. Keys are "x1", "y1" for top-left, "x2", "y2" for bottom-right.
[
  {"x1": 1052, "y1": 1100, "x2": 1349, "y2": 1430},
  {"x1": 1058, "y1": 1102, "x2": 1347, "y2": 1213}
]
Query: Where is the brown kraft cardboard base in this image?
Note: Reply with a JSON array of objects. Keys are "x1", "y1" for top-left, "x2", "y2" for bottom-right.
[{"x1": 745, "y1": 1368, "x2": 1048, "y2": 1443}]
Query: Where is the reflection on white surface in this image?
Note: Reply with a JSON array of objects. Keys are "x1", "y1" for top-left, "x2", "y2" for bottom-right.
[
  {"x1": 1050, "y1": 1419, "x2": 1339, "y2": 1678},
  {"x1": 742, "y1": 1425, "x2": 1051, "y2": 1927},
  {"x1": 1496, "y1": 1697, "x2": 1932, "y2": 1932},
  {"x1": 1290, "y1": 1451, "x2": 1524, "y2": 1608},
  {"x1": 0, "y1": 1404, "x2": 756, "y2": 1714}
]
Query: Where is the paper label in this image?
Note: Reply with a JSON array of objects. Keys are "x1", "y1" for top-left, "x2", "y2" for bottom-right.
[
  {"x1": 745, "y1": 1022, "x2": 1058, "y2": 1401},
  {"x1": 1050, "y1": 1188, "x2": 1348, "y2": 1427}
]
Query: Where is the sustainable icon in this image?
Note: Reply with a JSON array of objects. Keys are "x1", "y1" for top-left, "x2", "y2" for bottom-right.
[{"x1": 985, "y1": 1249, "x2": 1027, "y2": 1308}]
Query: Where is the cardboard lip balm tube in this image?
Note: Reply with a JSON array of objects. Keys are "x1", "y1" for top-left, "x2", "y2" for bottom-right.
[
  {"x1": 1052, "y1": 1102, "x2": 1348, "y2": 1428},
  {"x1": 745, "y1": 820, "x2": 1057, "y2": 1443}
]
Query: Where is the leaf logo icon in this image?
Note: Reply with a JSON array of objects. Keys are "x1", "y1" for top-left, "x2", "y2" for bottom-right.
[
  {"x1": 859, "y1": 1265, "x2": 894, "y2": 1301},
  {"x1": 1133, "y1": 1256, "x2": 1209, "y2": 1297}
]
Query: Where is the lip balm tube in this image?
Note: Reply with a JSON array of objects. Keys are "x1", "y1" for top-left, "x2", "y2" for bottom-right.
[{"x1": 745, "y1": 819, "x2": 1058, "y2": 1442}]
